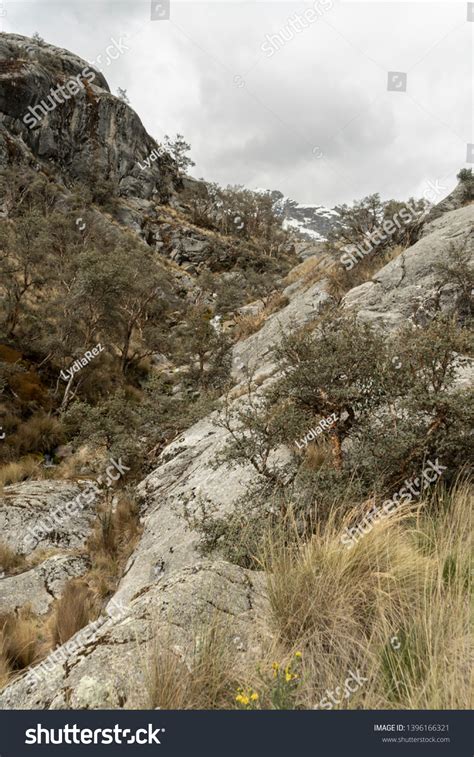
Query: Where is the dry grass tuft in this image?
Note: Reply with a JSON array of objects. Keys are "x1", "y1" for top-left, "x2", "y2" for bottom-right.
[
  {"x1": 326, "y1": 244, "x2": 405, "y2": 300},
  {"x1": 143, "y1": 621, "x2": 237, "y2": 709},
  {"x1": 13, "y1": 414, "x2": 64, "y2": 457},
  {"x1": 0, "y1": 542, "x2": 27, "y2": 575},
  {"x1": 51, "y1": 580, "x2": 98, "y2": 646},
  {"x1": 234, "y1": 311, "x2": 267, "y2": 341},
  {"x1": 234, "y1": 292, "x2": 290, "y2": 341},
  {"x1": 85, "y1": 494, "x2": 141, "y2": 599},
  {"x1": 0, "y1": 644, "x2": 9, "y2": 690},
  {"x1": 0, "y1": 608, "x2": 40, "y2": 671},
  {"x1": 0, "y1": 457, "x2": 42, "y2": 490}
]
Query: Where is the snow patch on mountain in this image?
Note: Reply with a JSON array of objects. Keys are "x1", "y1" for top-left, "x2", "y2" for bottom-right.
[{"x1": 255, "y1": 189, "x2": 340, "y2": 242}]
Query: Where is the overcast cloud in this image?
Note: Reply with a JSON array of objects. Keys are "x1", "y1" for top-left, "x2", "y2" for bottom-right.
[{"x1": 1, "y1": 0, "x2": 472, "y2": 206}]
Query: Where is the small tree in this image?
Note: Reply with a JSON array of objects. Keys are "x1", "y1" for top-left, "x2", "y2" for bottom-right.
[
  {"x1": 457, "y1": 167, "x2": 473, "y2": 183},
  {"x1": 163, "y1": 133, "x2": 195, "y2": 174},
  {"x1": 327, "y1": 193, "x2": 426, "y2": 258},
  {"x1": 31, "y1": 32, "x2": 45, "y2": 45},
  {"x1": 456, "y1": 168, "x2": 474, "y2": 202},
  {"x1": 274, "y1": 310, "x2": 392, "y2": 469},
  {"x1": 116, "y1": 87, "x2": 130, "y2": 104}
]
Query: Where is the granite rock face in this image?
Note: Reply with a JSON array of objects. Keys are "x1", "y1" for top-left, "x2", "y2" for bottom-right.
[
  {"x1": 0, "y1": 480, "x2": 97, "y2": 555},
  {"x1": 421, "y1": 180, "x2": 473, "y2": 228},
  {"x1": 0, "y1": 561, "x2": 270, "y2": 710},
  {"x1": 0, "y1": 555, "x2": 88, "y2": 615},
  {"x1": 0, "y1": 34, "x2": 178, "y2": 201},
  {"x1": 342, "y1": 204, "x2": 474, "y2": 330}
]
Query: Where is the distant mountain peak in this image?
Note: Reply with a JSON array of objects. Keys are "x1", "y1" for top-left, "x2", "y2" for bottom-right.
[{"x1": 254, "y1": 188, "x2": 339, "y2": 243}]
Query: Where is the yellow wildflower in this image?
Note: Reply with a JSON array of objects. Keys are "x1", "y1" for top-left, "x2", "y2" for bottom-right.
[
  {"x1": 294, "y1": 651, "x2": 302, "y2": 659},
  {"x1": 236, "y1": 693, "x2": 250, "y2": 706},
  {"x1": 250, "y1": 692, "x2": 259, "y2": 701}
]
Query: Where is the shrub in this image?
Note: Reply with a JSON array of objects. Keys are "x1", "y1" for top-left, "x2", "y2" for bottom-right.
[
  {"x1": 273, "y1": 310, "x2": 392, "y2": 470},
  {"x1": 327, "y1": 193, "x2": 426, "y2": 257},
  {"x1": 13, "y1": 414, "x2": 64, "y2": 456},
  {"x1": 457, "y1": 167, "x2": 473, "y2": 184},
  {"x1": 184, "y1": 489, "x2": 278, "y2": 569}
]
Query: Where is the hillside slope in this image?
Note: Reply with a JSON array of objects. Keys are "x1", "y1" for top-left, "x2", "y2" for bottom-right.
[{"x1": 0, "y1": 34, "x2": 472, "y2": 710}]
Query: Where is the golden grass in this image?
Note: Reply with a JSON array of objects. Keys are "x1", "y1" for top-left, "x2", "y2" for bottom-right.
[
  {"x1": 85, "y1": 495, "x2": 141, "y2": 599},
  {"x1": 0, "y1": 457, "x2": 42, "y2": 490},
  {"x1": 326, "y1": 244, "x2": 405, "y2": 300},
  {"x1": 284, "y1": 255, "x2": 329, "y2": 287},
  {"x1": 234, "y1": 292, "x2": 290, "y2": 341},
  {"x1": 51, "y1": 445, "x2": 107, "y2": 480},
  {"x1": 51, "y1": 580, "x2": 99, "y2": 647},
  {"x1": 0, "y1": 542, "x2": 26, "y2": 575},
  {"x1": 257, "y1": 482, "x2": 472, "y2": 709},
  {"x1": 0, "y1": 644, "x2": 9, "y2": 690},
  {"x1": 143, "y1": 620, "x2": 237, "y2": 709},
  {"x1": 0, "y1": 608, "x2": 41, "y2": 672},
  {"x1": 234, "y1": 312, "x2": 267, "y2": 341},
  {"x1": 283, "y1": 244, "x2": 406, "y2": 301}
]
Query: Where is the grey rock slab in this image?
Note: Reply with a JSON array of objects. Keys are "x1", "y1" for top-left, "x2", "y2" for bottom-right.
[
  {"x1": 0, "y1": 560, "x2": 270, "y2": 709},
  {"x1": 231, "y1": 279, "x2": 333, "y2": 381},
  {"x1": 0, "y1": 480, "x2": 98, "y2": 555},
  {"x1": 342, "y1": 205, "x2": 474, "y2": 330},
  {"x1": 0, "y1": 554, "x2": 88, "y2": 615},
  {"x1": 114, "y1": 413, "x2": 259, "y2": 607}
]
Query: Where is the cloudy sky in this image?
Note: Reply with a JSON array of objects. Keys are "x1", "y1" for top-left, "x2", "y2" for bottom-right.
[{"x1": 1, "y1": 0, "x2": 472, "y2": 206}]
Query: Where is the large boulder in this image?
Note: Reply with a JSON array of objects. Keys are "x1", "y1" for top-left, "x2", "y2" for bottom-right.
[
  {"x1": 0, "y1": 560, "x2": 269, "y2": 709},
  {"x1": 342, "y1": 204, "x2": 474, "y2": 329},
  {"x1": 0, "y1": 554, "x2": 88, "y2": 615}
]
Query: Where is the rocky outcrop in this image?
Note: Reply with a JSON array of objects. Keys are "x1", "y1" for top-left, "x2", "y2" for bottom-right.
[
  {"x1": 232, "y1": 277, "x2": 333, "y2": 381},
  {"x1": 0, "y1": 480, "x2": 97, "y2": 555},
  {"x1": 0, "y1": 34, "x2": 178, "y2": 201},
  {"x1": 343, "y1": 204, "x2": 474, "y2": 330},
  {"x1": 0, "y1": 555, "x2": 88, "y2": 615},
  {"x1": 0, "y1": 560, "x2": 269, "y2": 709},
  {"x1": 421, "y1": 180, "x2": 473, "y2": 227}
]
